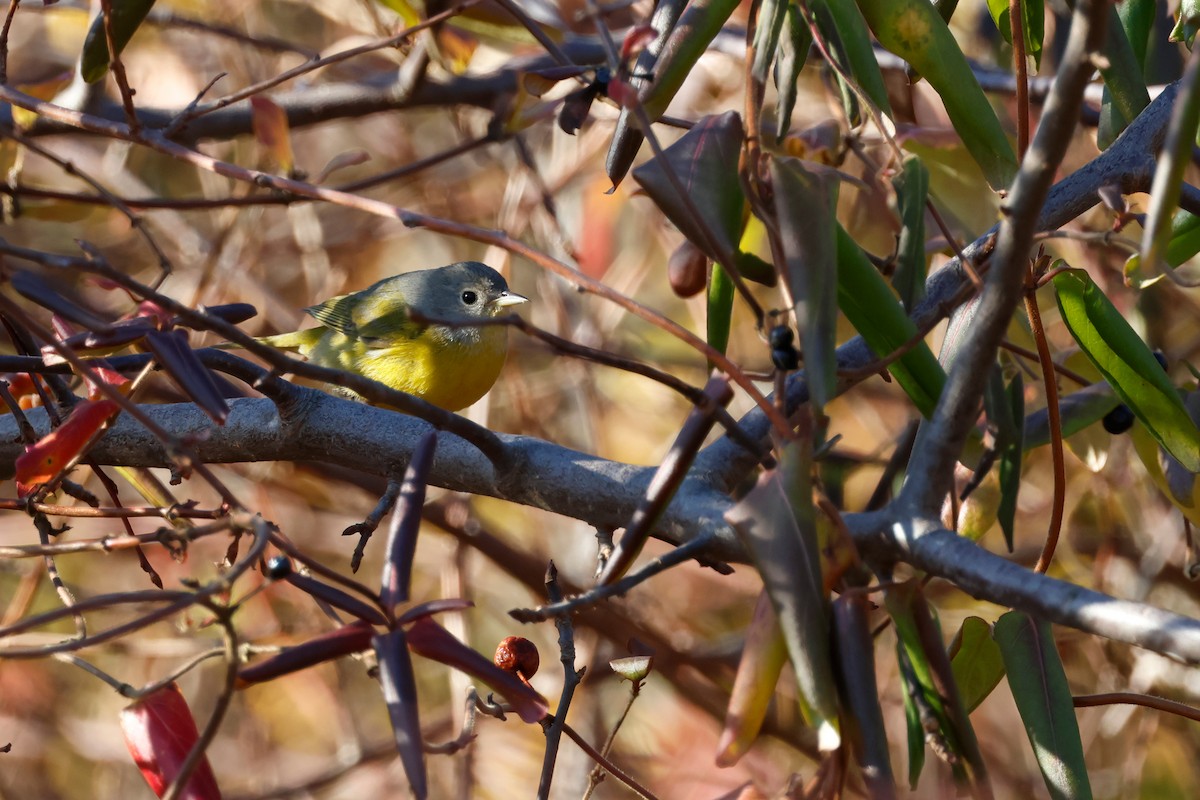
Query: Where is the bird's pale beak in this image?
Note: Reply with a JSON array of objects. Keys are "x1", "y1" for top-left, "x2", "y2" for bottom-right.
[{"x1": 491, "y1": 292, "x2": 529, "y2": 308}]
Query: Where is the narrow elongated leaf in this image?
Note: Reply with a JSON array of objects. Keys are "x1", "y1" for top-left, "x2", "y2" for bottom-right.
[
  {"x1": 605, "y1": 0, "x2": 687, "y2": 186},
  {"x1": 1097, "y1": 2, "x2": 1153, "y2": 148},
  {"x1": 1130, "y1": 421, "x2": 1200, "y2": 525},
  {"x1": 772, "y1": 157, "x2": 839, "y2": 410},
  {"x1": 1023, "y1": 383, "x2": 1120, "y2": 450},
  {"x1": 707, "y1": 262, "x2": 735, "y2": 358},
  {"x1": 833, "y1": 593, "x2": 896, "y2": 798},
  {"x1": 817, "y1": 0, "x2": 892, "y2": 118},
  {"x1": 607, "y1": 0, "x2": 737, "y2": 187},
  {"x1": 237, "y1": 622, "x2": 375, "y2": 686},
  {"x1": 948, "y1": 616, "x2": 1005, "y2": 714},
  {"x1": 380, "y1": 431, "x2": 437, "y2": 609},
  {"x1": 144, "y1": 330, "x2": 229, "y2": 425},
  {"x1": 81, "y1": 0, "x2": 159, "y2": 83},
  {"x1": 752, "y1": 0, "x2": 788, "y2": 83},
  {"x1": 899, "y1": 665, "x2": 924, "y2": 789},
  {"x1": 374, "y1": 630, "x2": 427, "y2": 799},
  {"x1": 985, "y1": 0, "x2": 1043, "y2": 68},
  {"x1": 716, "y1": 591, "x2": 789, "y2": 766},
  {"x1": 984, "y1": 369, "x2": 1023, "y2": 551},
  {"x1": 15, "y1": 399, "x2": 120, "y2": 495},
  {"x1": 836, "y1": 225, "x2": 946, "y2": 417},
  {"x1": 886, "y1": 582, "x2": 990, "y2": 792},
  {"x1": 283, "y1": 573, "x2": 388, "y2": 625},
  {"x1": 1054, "y1": 270, "x2": 1200, "y2": 471},
  {"x1": 994, "y1": 612, "x2": 1093, "y2": 800},
  {"x1": 12, "y1": 270, "x2": 112, "y2": 331},
  {"x1": 856, "y1": 0, "x2": 1017, "y2": 190},
  {"x1": 1138, "y1": 43, "x2": 1200, "y2": 285},
  {"x1": 726, "y1": 440, "x2": 840, "y2": 751},
  {"x1": 1172, "y1": 0, "x2": 1200, "y2": 46},
  {"x1": 774, "y1": 3, "x2": 812, "y2": 141},
  {"x1": 891, "y1": 156, "x2": 929, "y2": 310}
]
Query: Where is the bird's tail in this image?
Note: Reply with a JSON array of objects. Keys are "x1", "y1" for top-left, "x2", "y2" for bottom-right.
[{"x1": 214, "y1": 328, "x2": 325, "y2": 353}]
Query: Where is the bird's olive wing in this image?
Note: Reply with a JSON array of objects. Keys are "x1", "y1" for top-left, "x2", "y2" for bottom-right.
[
  {"x1": 305, "y1": 293, "x2": 359, "y2": 336},
  {"x1": 352, "y1": 288, "x2": 423, "y2": 341}
]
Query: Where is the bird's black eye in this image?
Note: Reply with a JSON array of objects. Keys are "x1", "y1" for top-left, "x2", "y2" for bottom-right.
[{"x1": 461, "y1": 290, "x2": 478, "y2": 305}]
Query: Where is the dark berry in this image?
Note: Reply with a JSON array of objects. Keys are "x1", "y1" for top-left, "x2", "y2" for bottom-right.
[
  {"x1": 771, "y1": 347, "x2": 800, "y2": 372},
  {"x1": 1102, "y1": 404, "x2": 1135, "y2": 435},
  {"x1": 265, "y1": 556, "x2": 293, "y2": 580},
  {"x1": 768, "y1": 325, "x2": 794, "y2": 349}
]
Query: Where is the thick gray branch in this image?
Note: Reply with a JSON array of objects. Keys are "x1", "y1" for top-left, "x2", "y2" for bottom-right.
[
  {"x1": 864, "y1": 515, "x2": 1200, "y2": 663},
  {"x1": 0, "y1": 388, "x2": 743, "y2": 562}
]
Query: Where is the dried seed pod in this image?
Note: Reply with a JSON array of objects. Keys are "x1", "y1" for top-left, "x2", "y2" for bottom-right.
[
  {"x1": 494, "y1": 636, "x2": 540, "y2": 680},
  {"x1": 668, "y1": 241, "x2": 708, "y2": 298}
]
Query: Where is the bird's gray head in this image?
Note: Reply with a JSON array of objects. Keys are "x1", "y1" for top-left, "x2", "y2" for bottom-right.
[{"x1": 376, "y1": 262, "x2": 527, "y2": 344}]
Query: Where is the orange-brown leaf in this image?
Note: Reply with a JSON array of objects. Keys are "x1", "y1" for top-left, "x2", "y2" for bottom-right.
[{"x1": 15, "y1": 399, "x2": 119, "y2": 493}]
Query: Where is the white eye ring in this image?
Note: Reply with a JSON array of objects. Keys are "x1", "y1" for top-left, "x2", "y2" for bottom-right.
[{"x1": 461, "y1": 290, "x2": 478, "y2": 305}]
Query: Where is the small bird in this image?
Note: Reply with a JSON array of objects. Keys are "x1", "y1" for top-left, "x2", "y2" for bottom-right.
[{"x1": 254, "y1": 261, "x2": 527, "y2": 411}]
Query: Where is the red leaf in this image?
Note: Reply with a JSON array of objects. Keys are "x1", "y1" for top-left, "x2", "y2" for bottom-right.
[
  {"x1": 120, "y1": 683, "x2": 223, "y2": 800},
  {"x1": 84, "y1": 365, "x2": 131, "y2": 401},
  {"x1": 237, "y1": 622, "x2": 375, "y2": 686},
  {"x1": 15, "y1": 399, "x2": 119, "y2": 494}
]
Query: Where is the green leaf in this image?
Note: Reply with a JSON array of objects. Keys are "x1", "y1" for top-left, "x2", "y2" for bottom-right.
[
  {"x1": 1053, "y1": 269, "x2": 1200, "y2": 471},
  {"x1": 814, "y1": 0, "x2": 892, "y2": 120},
  {"x1": 1172, "y1": 0, "x2": 1200, "y2": 47},
  {"x1": 1125, "y1": 209, "x2": 1200, "y2": 285},
  {"x1": 753, "y1": 0, "x2": 789, "y2": 84},
  {"x1": 948, "y1": 616, "x2": 1006, "y2": 714},
  {"x1": 708, "y1": 262, "x2": 735, "y2": 359},
  {"x1": 891, "y1": 155, "x2": 929, "y2": 310},
  {"x1": 1137, "y1": 45, "x2": 1200, "y2": 285},
  {"x1": 726, "y1": 441, "x2": 841, "y2": 752},
  {"x1": 774, "y1": 2, "x2": 812, "y2": 141},
  {"x1": 1097, "y1": 2, "x2": 1153, "y2": 149},
  {"x1": 900, "y1": 662, "x2": 925, "y2": 789},
  {"x1": 984, "y1": 368, "x2": 1023, "y2": 551},
  {"x1": 772, "y1": 158, "x2": 839, "y2": 411},
  {"x1": 985, "y1": 0, "x2": 1043, "y2": 69},
  {"x1": 836, "y1": 225, "x2": 946, "y2": 417},
  {"x1": 80, "y1": 0, "x2": 159, "y2": 84},
  {"x1": 994, "y1": 612, "x2": 1093, "y2": 800},
  {"x1": 856, "y1": 0, "x2": 1017, "y2": 190},
  {"x1": 886, "y1": 582, "x2": 990, "y2": 792},
  {"x1": 607, "y1": 0, "x2": 739, "y2": 187}
]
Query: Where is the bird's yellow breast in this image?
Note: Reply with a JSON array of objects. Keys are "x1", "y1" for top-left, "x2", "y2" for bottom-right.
[{"x1": 305, "y1": 325, "x2": 510, "y2": 412}]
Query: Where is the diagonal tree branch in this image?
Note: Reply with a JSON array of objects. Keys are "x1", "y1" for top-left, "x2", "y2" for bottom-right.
[{"x1": 897, "y1": 0, "x2": 1109, "y2": 514}]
